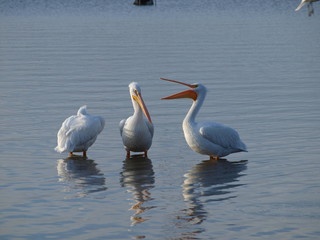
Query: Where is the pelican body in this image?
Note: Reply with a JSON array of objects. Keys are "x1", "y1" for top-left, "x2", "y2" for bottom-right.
[
  {"x1": 55, "y1": 105, "x2": 105, "y2": 157},
  {"x1": 161, "y1": 78, "x2": 247, "y2": 160},
  {"x1": 120, "y1": 82, "x2": 154, "y2": 158},
  {"x1": 295, "y1": 0, "x2": 319, "y2": 16}
]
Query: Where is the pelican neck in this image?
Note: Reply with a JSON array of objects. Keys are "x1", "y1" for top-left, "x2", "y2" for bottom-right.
[{"x1": 184, "y1": 92, "x2": 205, "y2": 124}]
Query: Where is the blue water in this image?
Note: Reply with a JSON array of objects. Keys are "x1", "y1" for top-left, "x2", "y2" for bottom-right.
[{"x1": 1, "y1": 1, "x2": 320, "y2": 239}]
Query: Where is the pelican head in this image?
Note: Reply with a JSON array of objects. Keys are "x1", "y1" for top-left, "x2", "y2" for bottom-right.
[
  {"x1": 77, "y1": 105, "x2": 88, "y2": 116},
  {"x1": 129, "y1": 82, "x2": 152, "y2": 123},
  {"x1": 160, "y1": 78, "x2": 207, "y2": 101}
]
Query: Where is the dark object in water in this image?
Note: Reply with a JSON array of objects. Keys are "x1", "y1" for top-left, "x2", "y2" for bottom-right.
[{"x1": 134, "y1": 0, "x2": 154, "y2": 6}]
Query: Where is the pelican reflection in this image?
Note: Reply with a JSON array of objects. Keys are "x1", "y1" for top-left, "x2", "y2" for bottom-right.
[
  {"x1": 177, "y1": 159, "x2": 247, "y2": 237},
  {"x1": 57, "y1": 156, "x2": 107, "y2": 198},
  {"x1": 120, "y1": 155, "x2": 155, "y2": 226}
]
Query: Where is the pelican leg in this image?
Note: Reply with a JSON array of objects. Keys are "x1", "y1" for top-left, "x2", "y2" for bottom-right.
[
  {"x1": 308, "y1": 3, "x2": 314, "y2": 16},
  {"x1": 83, "y1": 151, "x2": 87, "y2": 157},
  {"x1": 126, "y1": 151, "x2": 131, "y2": 158},
  {"x1": 210, "y1": 155, "x2": 220, "y2": 161}
]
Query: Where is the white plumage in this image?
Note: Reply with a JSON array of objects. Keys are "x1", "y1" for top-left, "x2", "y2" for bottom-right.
[
  {"x1": 120, "y1": 82, "x2": 154, "y2": 158},
  {"x1": 295, "y1": 0, "x2": 319, "y2": 16},
  {"x1": 161, "y1": 78, "x2": 247, "y2": 160},
  {"x1": 55, "y1": 105, "x2": 105, "y2": 157}
]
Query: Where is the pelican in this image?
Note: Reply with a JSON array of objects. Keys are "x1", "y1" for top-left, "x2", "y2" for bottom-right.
[
  {"x1": 161, "y1": 78, "x2": 247, "y2": 160},
  {"x1": 295, "y1": 0, "x2": 319, "y2": 16},
  {"x1": 55, "y1": 105, "x2": 105, "y2": 157},
  {"x1": 120, "y1": 82, "x2": 154, "y2": 158}
]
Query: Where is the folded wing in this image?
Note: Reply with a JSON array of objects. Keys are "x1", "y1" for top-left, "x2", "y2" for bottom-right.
[
  {"x1": 55, "y1": 115, "x2": 105, "y2": 153},
  {"x1": 199, "y1": 122, "x2": 246, "y2": 152}
]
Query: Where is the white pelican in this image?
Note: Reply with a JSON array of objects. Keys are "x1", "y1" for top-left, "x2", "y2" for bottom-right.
[
  {"x1": 161, "y1": 78, "x2": 247, "y2": 160},
  {"x1": 55, "y1": 105, "x2": 105, "y2": 157},
  {"x1": 295, "y1": 0, "x2": 319, "y2": 16},
  {"x1": 120, "y1": 82, "x2": 154, "y2": 158}
]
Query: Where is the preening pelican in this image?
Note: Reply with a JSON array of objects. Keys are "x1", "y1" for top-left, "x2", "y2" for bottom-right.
[
  {"x1": 161, "y1": 78, "x2": 247, "y2": 160},
  {"x1": 295, "y1": 0, "x2": 319, "y2": 16},
  {"x1": 55, "y1": 105, "x2": 105, "y2": 157},
  {"x1": 120, "y1": 82, "x2": 154, "y2": 158}
]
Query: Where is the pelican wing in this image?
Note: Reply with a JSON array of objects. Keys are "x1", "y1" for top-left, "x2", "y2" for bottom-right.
[
  {"x1": 119, "y1": 119, "x2": 126, "y2": 136},
  {"x1": 199, "y1": 122, "x2": 245, "y2": 151},
  {"x1": 56, "y1": 115, "x2": 105, "y2": 153},
  {"x1": 295, "y1": 0, "x2": 307, "y2": 11},
  {"x1": 55, "y1": 115, "x2": 77, "y2": 152},
  {"x1": 70, "y1": 115, "x2": 104, "y2": 146}
]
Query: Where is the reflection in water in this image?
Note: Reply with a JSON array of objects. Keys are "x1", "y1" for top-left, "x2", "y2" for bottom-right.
[
  {"x1": 120, "y1": 155, "x2": 155, "y2": 226},
  {"x1": 57, "y1": 156, "x2": 107, "y2": 198},
  {"x1": 177, "y1": 159, "x2": 247, "y2": 238}
]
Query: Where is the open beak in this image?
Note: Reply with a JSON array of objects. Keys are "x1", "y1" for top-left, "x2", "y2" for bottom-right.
[
  {"x1": 132, "y1": 92, "x2": 152, "y2": 124},
  {"x1": 160, "y1": 78, "x2": 198, "y2": 101}
]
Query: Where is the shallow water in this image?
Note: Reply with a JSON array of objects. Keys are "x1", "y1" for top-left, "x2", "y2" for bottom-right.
[{"x1": 1, "y1": 1, "x2": 320, "y2": 239}]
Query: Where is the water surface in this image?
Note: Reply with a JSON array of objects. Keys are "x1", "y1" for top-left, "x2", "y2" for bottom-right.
[{"x1": 1, "y1": 1, "x2": 320, "y2": 239}]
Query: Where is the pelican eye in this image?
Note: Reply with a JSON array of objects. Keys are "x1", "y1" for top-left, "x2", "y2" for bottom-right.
[
  {"x1": 134, "y1": 89, "x2": 139, "y2": 96},
  {"x1": 192, "y1": 84, "x2": 198, "y2": 88}
]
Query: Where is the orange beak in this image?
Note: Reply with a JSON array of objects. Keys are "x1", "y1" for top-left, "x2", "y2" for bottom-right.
[
  {"x1": 132, "y1": 92, "x2": 152, "y2": 124},
  {"x1": 160, "y1": 78, "x2": 198, "y2": 101}
]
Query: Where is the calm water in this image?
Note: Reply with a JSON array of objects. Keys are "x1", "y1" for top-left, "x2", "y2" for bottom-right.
[{"x1": 1, "y1": 1, "x2": 320, "y2": 239}]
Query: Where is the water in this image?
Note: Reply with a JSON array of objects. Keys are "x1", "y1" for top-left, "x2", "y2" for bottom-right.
[{"x1": 1, "y1": 1, "x2": 320, "y2": 239}]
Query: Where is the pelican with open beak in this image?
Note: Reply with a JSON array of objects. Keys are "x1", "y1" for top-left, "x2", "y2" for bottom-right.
[
  {"x1": 161, "y1": 78, "x2": 247, "y2": 160},
  {"x1": 120, "y1": 82, "x2": 154, "y2": 158}
]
